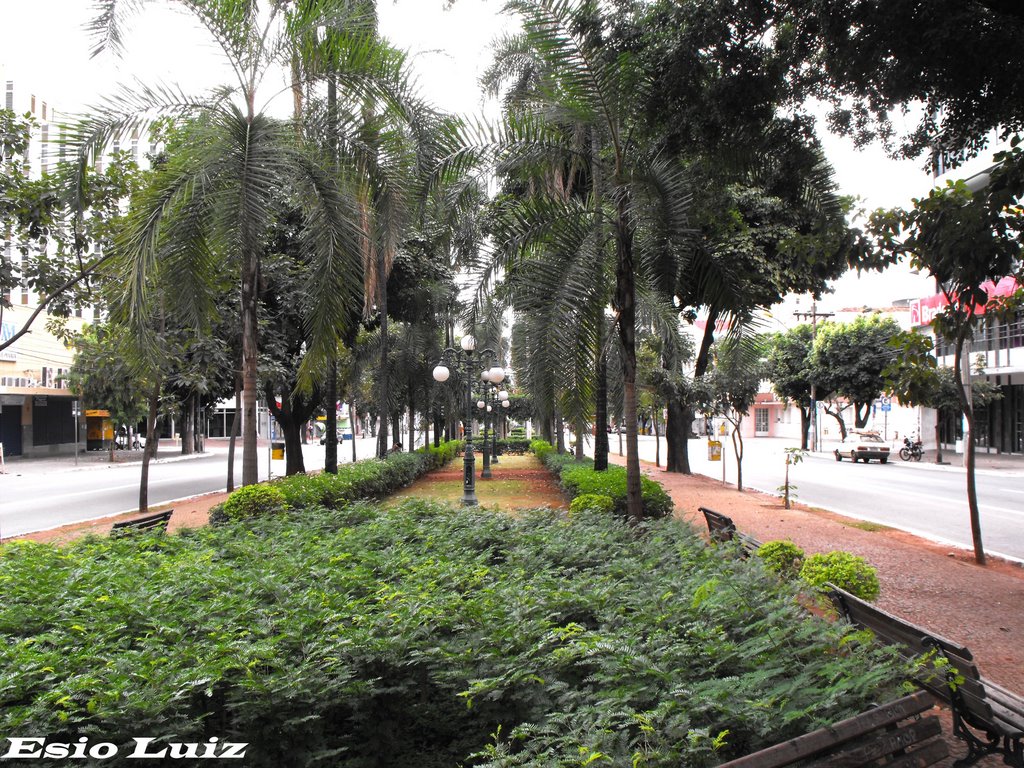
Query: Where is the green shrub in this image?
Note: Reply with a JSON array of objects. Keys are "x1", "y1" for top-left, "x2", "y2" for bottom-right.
[
  {"x1": 268, "y1": 439, "x2": 463, "y2": 513},
  {"x1": 799, "y1": 550, "x2": 881, "y2": 601},
  {"x1": 495, "y1": 437, "x2": 531, "y2": 455},
  {"x1": 756, "y1": 540, "x2": 805, "y2": 579},
  {"x1": 530, "y1": 438, "x2": 554, "y2": 462},
  {"x1": 568, "y1": 493, "x2": 615, "y2": 517},
  {"x1": 220, "y1": 483, "x2": 287, "y2": 521},
  {"x1": 558, "y1": 462, "x2": 673, "y2": 520}
]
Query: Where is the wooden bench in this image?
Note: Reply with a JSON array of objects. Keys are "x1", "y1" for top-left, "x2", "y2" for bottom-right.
[
  {"x1": 111, "y1": 509, "x2": 173, "y2": 535},
  {"x1": 719, "y1": 690, "x2": 948, "y2": 767},
  {"x1": 828, "y1": 584, "x2": 1024, "y2": 767},
  {"x1": 698, "y1": 506, "x2": 761, "y2": 557}
]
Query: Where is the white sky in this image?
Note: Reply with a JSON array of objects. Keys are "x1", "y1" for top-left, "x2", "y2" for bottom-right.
[{"x1": 0, "y1": 0, "x2": 953, "y2": 309}]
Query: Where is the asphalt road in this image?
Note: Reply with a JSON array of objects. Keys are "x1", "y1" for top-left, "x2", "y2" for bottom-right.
[
  {"x1": 4, "y1": 434, "x2": 1021, "y2": 564},
  {"x1": 622, "y1": 435, "x2": 1024, "y2": 563},
  {"x1": 0, "y1": 438, "x2": 381, "y2": 538}
]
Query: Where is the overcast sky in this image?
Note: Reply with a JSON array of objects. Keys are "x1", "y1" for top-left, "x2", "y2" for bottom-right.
[{"x1": 1, "y1": 0, "x2": 942, "y2": 309}]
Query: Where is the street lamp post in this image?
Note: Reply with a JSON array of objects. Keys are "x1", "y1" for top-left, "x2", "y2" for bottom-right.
[
  {"x1": 477, "y1": 367, "x2": 507, "y2": 478},
  {"x1": 492, "y1": 384, "x2": 509, "y2": 465},
  {"x1": 433, "y1": 335, "x2": 496, "y2": 506}
]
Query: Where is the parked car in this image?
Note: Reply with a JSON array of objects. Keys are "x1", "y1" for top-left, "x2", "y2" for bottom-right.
[{"x1": 834, "y1": 431, "x2": 890, "y2": 464}]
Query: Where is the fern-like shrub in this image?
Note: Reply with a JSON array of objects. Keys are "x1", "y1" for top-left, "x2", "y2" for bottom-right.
[
  {"x1": 799, "y1": 550, "x2": 881, "y2": 601},
  {"x1": 0, "y1": 502, "x2": 909, "y2": 766},
  {"x1": 756, "y1": 540, "x2": 805, "y2": 579}
]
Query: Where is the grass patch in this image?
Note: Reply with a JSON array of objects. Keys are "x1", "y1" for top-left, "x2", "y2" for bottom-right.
[
  {"x1": 387, "y1": 453, "x2": 566, "y2": 510},
  {"x1": 843, "y1": 520, "x2": 892, "y2": 532}
]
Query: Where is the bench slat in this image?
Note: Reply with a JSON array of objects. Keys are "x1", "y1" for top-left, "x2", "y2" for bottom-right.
[
  {"x1": 111, "y1": 509, "x2": 173, "y2": 533},
  {"x1": 718, "y1": 691, "x2": 938, "y2": 768},
  {"x1": 814, "y1": 716, "x2": 944, "y2": 767}
]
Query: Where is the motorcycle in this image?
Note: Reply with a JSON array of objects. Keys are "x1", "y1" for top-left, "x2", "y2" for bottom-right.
[{"x1": 899, "y1": 436, "x2": 923, "y2": 462}]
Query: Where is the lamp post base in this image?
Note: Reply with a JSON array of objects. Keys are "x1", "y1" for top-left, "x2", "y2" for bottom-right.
[{"x1": 462, "y1": 443, "x2": 478, "y2": 506}]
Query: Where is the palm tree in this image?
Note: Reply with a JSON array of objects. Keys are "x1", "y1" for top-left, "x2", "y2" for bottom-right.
[
  {"x1": 76, "y1": 0, "x2": 412, "y2": 485},
  {"x1": 463, "y1": 0, "x2": 693, "y2": 520}
]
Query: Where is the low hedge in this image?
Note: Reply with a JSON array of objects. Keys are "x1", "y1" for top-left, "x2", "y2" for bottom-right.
[
  {"x1": 495, "y1": 437, "x2": 531, "y2": 455},
  {"x1": 0, "y1": 502, "x2": 911, "y2": 766},
  {"x1": 530, "y1": 440, "x2": 673, "y2": 519},
  {"x1": 215, "y1": 440, "x2": 462, "y2": 522}
]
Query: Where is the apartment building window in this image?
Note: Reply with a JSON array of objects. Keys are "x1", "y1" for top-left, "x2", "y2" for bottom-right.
[
  {"x1": 40, "y1": 125, "x2": 49, "y2": 174},
  {"x1": 20, "y1": 253, "x2": 29, "y2": 304},
  {"x1": 4, "y1": 81, "x2": 13, "y2": 110},
  {"x1": 30, "y1": 95, "x2": 36, "y2": 114}
]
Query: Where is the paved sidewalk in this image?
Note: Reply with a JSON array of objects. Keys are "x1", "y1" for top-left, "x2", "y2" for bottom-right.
[{"x1": 0, "y1": 439, "x2": 212, "y2": 476}]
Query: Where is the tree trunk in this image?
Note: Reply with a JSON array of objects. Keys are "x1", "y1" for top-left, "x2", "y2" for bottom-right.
[
  {"x1": 138, "y1": 377, "x2": 162, "y2": 513},
  {"x1": 665, "y1": 400, "x2": 689, "y2": 472},
  {"x1": 614, "y1": 192, "x2": 643, "y2": 523},
  {"x1": 325, "y1": 359, "x2": 338, "y2": 473},
  {"x1": 403, "y1": 397, "x2": 411, "y2": 450},
  {"x1": 575, "y1": 416, "x2": 586, "y2": 460},
  {"x1": 799, "y1": 405, "x2": 810, "y2": 450},
  {"x1": 731, "y1": 419, "x2": 745, "y2": 492},
  {"x1": 594, "y1": 342, "x2": 609, "y2": 470},
  {"x1": 227, "y1": 382, "x2": 241, "y2": 492},
  {"x1": 350, "y1": 400, "x2": 358, "y2": 462},
  {"x1": 555, "y1": 411, "x2": 565, "y2": 453},
  {"x1": 934, "y1": 418, "x2": 944, "y2": 464},
  {"x1": 240, "y1": 249, "x2": 260, "y2": 487},
  {"x1": 181, "y1": 394, "x2": 196, "y2": 456},
  {"x1": 653, "y1": 408, "x2": 660, "y2": 468},
  {"x1": 954, "y1": 337, "x2": 986, "y2": 565}
]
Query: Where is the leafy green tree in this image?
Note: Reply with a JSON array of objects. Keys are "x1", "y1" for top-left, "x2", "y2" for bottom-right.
[
  {"x1": 1, "y1": 110, "x2": 141, "y2": 351},
  {"x1": 784, "y1": 0, "x2": 1024, "y2": 164},
  {"x1": 609, "y1": 0, "x2": 870, "y2": 475},
  {"x1": 870, "y1": 161, "x2": 1024, "y2": 564},
  {"x1": 704, "y1": 336, "x2": 766, "y2": 492},
  {"x1": 811, "y1": 316, "x2": 901, "y2": 430},
  {"x1": 66, "y1": 324, "x2": 149, "y2": 463},
  {"x1": 765, "y1": 325, "x2": 830, "y2": 449},
  {"x1": 883, "y1": 331, "x2": 999, "y2": 466}
]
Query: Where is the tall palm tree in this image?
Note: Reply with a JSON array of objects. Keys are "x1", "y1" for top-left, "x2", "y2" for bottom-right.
[
  {"x1": 76, "y1": 0, "x2": 412, "y2": 485},
  {"x1": 457, "y1": 0, "x2": 692, "y2": 519}
]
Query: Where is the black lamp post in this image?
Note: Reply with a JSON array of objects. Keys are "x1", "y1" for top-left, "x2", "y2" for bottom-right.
[
  {"x1": 476, "y1": 365, "x2": 506, "y2": 479},
  {"x1": 433, "y1": 335, "x2": 496, "y2": 506},
  {"x1": 483, "y1": 378, "x2": 510, "y2": 468}
]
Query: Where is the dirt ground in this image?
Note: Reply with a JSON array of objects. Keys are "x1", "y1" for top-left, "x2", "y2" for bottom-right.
[{"x1": 12, "y1": 453, "x2": 1022, "y2": 766}]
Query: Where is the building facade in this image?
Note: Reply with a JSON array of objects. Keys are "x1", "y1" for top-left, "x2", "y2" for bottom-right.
[{"x1": 1, "y1": 77, "x2": 91, "y2": 456}]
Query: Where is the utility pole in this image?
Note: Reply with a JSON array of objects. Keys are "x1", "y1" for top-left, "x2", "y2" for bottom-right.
[{"x1": 794, "y1": 300, "x2": 834, "y2": 452}]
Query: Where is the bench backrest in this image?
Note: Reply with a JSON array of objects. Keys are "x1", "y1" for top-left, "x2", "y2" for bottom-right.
[
  {"x1": 719, "y1": 690, "x2": 947, "y2": 767},
  {"x1": 699, "y1": 506, "x2": 736, "y2": 542},
  {"x1": 826, "y1": 584, "x2": 995, "y2": 728},
  {"x1": 111, "y1": 509, "x2": 173, "y2": 534}
]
